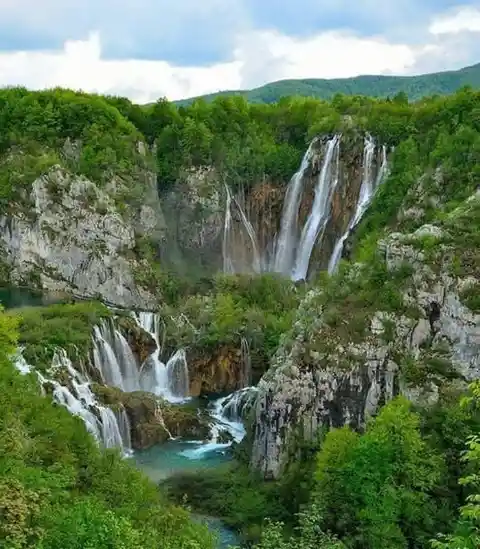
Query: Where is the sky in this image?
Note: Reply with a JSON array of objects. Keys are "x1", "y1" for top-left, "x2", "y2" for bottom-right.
[{"x1": 0, "y1": 0, "x2": 480, "y2": 103}]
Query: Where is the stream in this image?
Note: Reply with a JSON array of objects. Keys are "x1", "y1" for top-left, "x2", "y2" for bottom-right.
[{"x1": 133, "y1": 434, "x2": 242, "y2": 548}]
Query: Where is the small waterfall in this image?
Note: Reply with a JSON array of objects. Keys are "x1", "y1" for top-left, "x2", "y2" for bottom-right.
[
  {"x1": 166, "y1": 349, "x2": 190, "y2": 399},
  {"x1": 218, "y1": 387, "x2": 258, "y2": 423},
  {"x1": 222, "y1": 184, "x2": 262, "y2": 274},
  {"x1": 240, "y1": 337, "x2": 251, "y2": 388},
  {"x1": 273, "y1": 139, "x2": 317, "y2": 275},
  {"x1": 99, "y1": 407, "x2": 126, "y2": 450},
  {"x1": 115, "y1": 405, "x2": 133, "y2": 454},
  {"x1": 292, "y1": 135, "x2": 341, "y2": 281},
  {"x1": 132, "y1": 312, "x2": 190, "y2": 402},
  {"x1": 328, "y1": 138, "x2": 388, "y2": 274}
]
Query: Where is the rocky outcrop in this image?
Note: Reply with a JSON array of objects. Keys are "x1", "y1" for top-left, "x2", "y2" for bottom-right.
[
  {"x1": 0, "y1": 164, "x2": 164, "y2": 308},
  {"x1": 250, "y1": 191, "x2": 480, "y2": 479},
  {"x1": 94, "y1": 385, "x2": 211, "y2": 449},
  {"x1": 188, "y1": 346, "x2": 244, "y2": 396}
]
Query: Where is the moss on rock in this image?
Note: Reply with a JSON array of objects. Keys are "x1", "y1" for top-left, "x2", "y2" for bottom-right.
[{"x1": 93, "y1": 384, "x2": 211, "y2": 449}]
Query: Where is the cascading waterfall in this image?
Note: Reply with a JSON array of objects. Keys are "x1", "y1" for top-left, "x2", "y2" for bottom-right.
[
  {"x1": 133, "y1": 311, "x2": 190, "y2": 402},
  {"x1": 221, "y1": 133, "x2": 389, "y2": 281},
  {"x1": 328, "y1": 138, "x2": 388, "y2": 274},
  {"x1": 223, "y1": 185, "x2": 234, "y2": 274},
  {"x1": 92, "y1": 319, "x2": 143, "y2": 393},
  {"x1": 272, "y1": 139, "x2": 317, "y2": 275},
  {"x1": 112, "y1": 329, "x2": 142, "y2": 393},
  {"x1": 14, "y1": 348, "x2": 132, "y2": 454},
  {"x1": 292, "y1": 135, "x2": 341, "y2": 281},
  {"x1": 218, "y1": 387, "x2": 258, "y2": 423}
]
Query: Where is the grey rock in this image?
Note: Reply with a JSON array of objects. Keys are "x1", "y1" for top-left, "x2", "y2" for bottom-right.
[{"x1": 0, "y1": 167, "x2": 161, "y2": 308}]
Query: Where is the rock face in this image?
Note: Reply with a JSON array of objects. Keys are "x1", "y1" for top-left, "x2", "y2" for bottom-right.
[
  {"x1": 188, "y1": 346, "x2": 245, "y2": 396},
  {"x1": 94, "y1": 385, "x2": 211, "y2": 450},
  {"x1": 0, "y1": 165, "x2": 164, "y2": 308},
  {"x1": 250, "y1": 191, "x2": 480, "y2": 479}
]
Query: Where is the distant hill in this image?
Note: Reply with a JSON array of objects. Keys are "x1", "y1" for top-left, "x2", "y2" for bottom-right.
[{"x1": 174, "y1": 62, "x2": 480, "y2": 105}]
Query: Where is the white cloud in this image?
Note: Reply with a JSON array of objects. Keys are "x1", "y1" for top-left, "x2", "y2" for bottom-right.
[
  {"x1": 430, "y1": 6, "x2": 480, "y2": 34},
  {"x1": 0, "y1": 5, "x2": 480, "y2": 103}
]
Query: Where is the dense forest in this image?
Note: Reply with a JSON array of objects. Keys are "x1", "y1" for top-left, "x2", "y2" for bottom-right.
[
  {"x1": 174, "y1": 62, "x2": 480, "y2": 106},
  {"x1": 0, "y1": 81, "x2": 479, "y2": 549}
]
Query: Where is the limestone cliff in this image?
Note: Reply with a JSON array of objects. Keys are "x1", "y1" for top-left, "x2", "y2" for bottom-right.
[
  {"x1": 0, "y1": 146, "x2": 165, "y2": 308},
  {"x1": 250, "y1": 186, "x2": 480, "y2": 479}
]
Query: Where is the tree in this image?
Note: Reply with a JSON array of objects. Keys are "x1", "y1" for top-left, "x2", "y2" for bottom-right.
[
  {"x1": 313, "y1": 397, "x2": 445, "y2": 549},
  {"x1": 431, "y1": 382, "x2": 480, "y2": 549}
]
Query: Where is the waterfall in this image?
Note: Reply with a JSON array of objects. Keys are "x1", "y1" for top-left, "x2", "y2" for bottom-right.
[
  {"x1": 223, "y1": 185, "x2": 234, "y2": 274},
  {"x1": 92, "y1": 321, "x2": 125, "y2": 390},
  {"x1": 99, "y1": 407, "x2": 126, "y2": 450},
  {"x1": 22, "y1": 348, "x2": 133, "y2": 454},
  {"x1": 166, "y1": 349, "x2": 190, "y2": 399},
  {"x1": 218, "y1": 387, "x2": 258, "y2": 423},
  {"x1": 328, "y1": 138, "x2": 388, "y2": 275},
  {"x1": 111, "y1": 329, "x2": 141, "y2": 393},
  {"x1": 292, "y1": 135, "x2": 341, "y2": 281},
  {"x1": 240, "y1": 337, "x2": 251, "y2": 388},
  {"x1": 273, "y1": 139, "x2": 317, "y2": 275},
  {"x1": 222, "y1": 184, "x2": 262, "y2": 274},
  {"x1": 132, "y1": 312, "x2": 190, "y2": 402},
  {"x1": 115, "y1": 405, "x2": 133, "y2": 454}
]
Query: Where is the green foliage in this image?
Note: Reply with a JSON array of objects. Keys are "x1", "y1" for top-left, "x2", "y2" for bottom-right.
[
  {"x1": 164, "y1": 464, "x2": 287, "y2": 538},
  {"x1": 0, "y1": 308, "x2": 215, "y2": 549},
  {"x1": 10, "y1": 301, "x2": 111, "y2": 372},
  {"x1": 431, "y1": 382, "x2": 480, "y2": 549},
  {"x1": 313, "y1": 398, "x2": 446, "y2": 549},
  {"x1": 0, "y1": 87, "x2": 147, "y2": 207},
  {"x1": 161, "y1": 274, "x2": 300, "y2": 378}
]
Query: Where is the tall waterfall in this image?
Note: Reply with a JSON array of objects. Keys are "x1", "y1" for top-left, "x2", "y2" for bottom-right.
[
  {"x1": 292, "y1": 135, "x2": 341, "y2": 281},
  {"x1": 220, "y1": 133, "x2": 389, "y2": 281},
  {"x1": 328, "y1": 139, "x2": 388, "y2": 274},
  {"x1": 14, "y1": 348, "x2": 133, "y2": 454},
  {"x1": 223, "y1": 184, "x2": 262, "y2": 274},
  {"x1": 272, "y1": 140, "x2": 317, "y2": 275}
]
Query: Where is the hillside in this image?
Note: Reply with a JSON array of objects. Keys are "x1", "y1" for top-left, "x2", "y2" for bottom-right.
[
  {"x1": 0, "y1": 85, "x2": 480, "y2": 549},
  {"x1": 174, "y1": 62, "x2": 480, "y2": 105}
]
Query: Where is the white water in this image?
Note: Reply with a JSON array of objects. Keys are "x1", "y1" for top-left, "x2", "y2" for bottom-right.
[
  {"x1": 92, "y1": 322, "x2": 125, "y2": 390},
  {"x1": 166, "y1": 349, "x2": 190, "y2": 399},
  {"x1": 292, "y1": 135, "x2": 340, "y2": 281},
  {"x1": 273, "y1": 140, "x2": 317, "y2": 275},
  {"x1": 328, "y1": 138, "x2": 388, "y2": 274},
  {"x1": 180, "y1": 392, "x2": 249, "y2": 459},
  {"x1": 13, "y1": 348, "x2": 132, "y2": 454},
  {"x1": 133, "y1": 312, "x2": 190, "y2": 403},
  {"x1": 223, "y1": 184, "x2": 262, "y2": 274}
]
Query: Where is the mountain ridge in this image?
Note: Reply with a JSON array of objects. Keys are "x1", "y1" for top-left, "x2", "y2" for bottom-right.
[{"x1": 174, "y1": 62, "x2": 480, "y2": 105}]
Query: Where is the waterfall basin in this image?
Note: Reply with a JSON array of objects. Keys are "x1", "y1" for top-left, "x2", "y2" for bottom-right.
[{"x1": 132, "y1": 393, "x2": 247, "y2": 548}]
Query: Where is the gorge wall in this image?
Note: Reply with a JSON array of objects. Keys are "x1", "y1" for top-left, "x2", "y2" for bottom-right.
[{"x1": 249, "y1": 179, "x2": 480, "y2": 478}]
